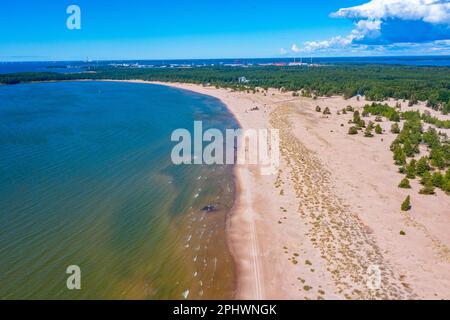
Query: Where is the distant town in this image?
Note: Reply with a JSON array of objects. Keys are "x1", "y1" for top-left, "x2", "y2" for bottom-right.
[{"x1": 107, "y1": 58, "x2": 322, "y2": 69}]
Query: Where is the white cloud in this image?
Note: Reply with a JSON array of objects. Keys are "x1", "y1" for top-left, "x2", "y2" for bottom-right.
[
  {"x1": 303, "y1": 35, "x2": 355, "y2": 52},
  {"x1": 332, "y1": 0, "x2": 450, "y2": 25},
  {"x1": 279, "y1": 48, "x2": 287, "y2": 55},
  {"x1": 291, "y1": 44, "x2": 301, "y2": 52},
  {"x1": 290, "y1": 0, "x2": 450, "y2": 54}
]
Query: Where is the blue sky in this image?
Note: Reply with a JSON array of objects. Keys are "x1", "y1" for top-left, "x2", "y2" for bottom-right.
[{"x1": 0, "y1": 0, "x2": 449, "y2": 61}]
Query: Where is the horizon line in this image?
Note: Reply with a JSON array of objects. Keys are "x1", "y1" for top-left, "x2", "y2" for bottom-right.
[{"x1": 1, "y1": 54, "x2": 450, "y2": 64}]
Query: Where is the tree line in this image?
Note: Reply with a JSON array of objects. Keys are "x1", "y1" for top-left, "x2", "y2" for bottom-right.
[{"x1": 1, "y1": 64, "x2": 450, "y2": 114}]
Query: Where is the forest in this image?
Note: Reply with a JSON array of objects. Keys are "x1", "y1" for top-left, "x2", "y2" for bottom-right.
[{"x1": 1, "y1": 64, "x2": 450, "y2": 114}]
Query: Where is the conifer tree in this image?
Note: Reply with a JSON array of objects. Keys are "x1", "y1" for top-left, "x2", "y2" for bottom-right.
[
  {"x1": 401, "y1": 196, "x2": 411, "y2": 211},
  {"x1": 399, "y1": 178, "x2": 411, "y2": 189}
]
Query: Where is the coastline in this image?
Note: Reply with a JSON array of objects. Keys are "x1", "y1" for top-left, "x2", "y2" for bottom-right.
[
  {"x1": 17, "y1": 79, "x2": 449, "y2": 299},
  {"x1": 105, "y1": 79, "x2": 450, "y2": 300}
]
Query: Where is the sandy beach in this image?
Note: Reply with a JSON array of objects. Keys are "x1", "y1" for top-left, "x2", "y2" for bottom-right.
[{"x1": 115, "y1": 80, "x2": 450, "y2": 300}]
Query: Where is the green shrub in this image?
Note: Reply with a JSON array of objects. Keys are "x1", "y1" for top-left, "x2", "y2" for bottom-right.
[
  {"x1": 393, "y1": 146, "x2": 406, "y2": 165},
  {"x1": 406, "y1": 160, "x2": 416, "y2": 179},
  {"x1": 348, "y1": 126, "x2": 358, "y2": 135},
  {"x1": 364, "y1": 125, "x2": 374, "y2": 137},
  {"x1": 442, "y1": 178, "x2": 450, "y2": 193},
  {"x1": 391, "y1": 123, "x2": 400, "y2": 134},
  {"x1": 416, "y1": 157, "x2": 430, "y2": 176},
  {"x1": 403, "y1": 140, "x2": 415, "y2": 157},
  {"x1": 432, "y1": 172, "x2": 444, "y2": 188},
  {"x1": 399, "y1": 178, "x2": 411, "y2": 189},
  {"x1": 375, "y1": 124, "x2": 383, "y2": 134},
  {"x1": 419, "y1": 174, "x2": 435, "y2": 195},
  {"x1": 390, "y1": 113, "x2": 401, "y2": 122},
  {"x1": 353, "y1": 110, "x2": 361, "y2": 124},
  {"x1": 401, "y1": 196, "x2": 411, "y2": 211}
]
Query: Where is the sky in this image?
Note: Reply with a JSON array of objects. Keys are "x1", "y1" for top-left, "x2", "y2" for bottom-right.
[{"x1": 0, "y1": 0, "x2": 449, "y2": 61}]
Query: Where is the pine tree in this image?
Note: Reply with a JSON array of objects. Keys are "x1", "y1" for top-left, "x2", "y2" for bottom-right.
[
  {"x1": 375, "y1": 124, "x2": 383, "y2": 134},
  {"x1": 401, "y1": 196, "x2": 411, "y2": 211},
  {"x1": 430, "y1": 148, "x2": 445, "y2": 169},
  {"x1": 393, "y1": 146, "x2": 406, "y2": 165},
  {"x1": 403, "y1": 139, "x2": 414, "y2": 157},
  {"x1": 431, "y1": 172, "x2": 444, "y2": 189},
  {"x1": 419, "y1": 179, "x2": 436, "y2": 195},
  {"x1": 419, "y1": 172, "x2": 435, "y2": 194},
  {"x1": 399, "y1": 178, "x2": 411, "y2": 189},
  {"x1": 416, "y1": 157, "x2": 430, "y2": 176},
  {"x1": 420, "y1": 171, "x2": 432, "y2": 185},
  {"x1": 406, "y1": 159, "x2": 416, "y2": 179}
]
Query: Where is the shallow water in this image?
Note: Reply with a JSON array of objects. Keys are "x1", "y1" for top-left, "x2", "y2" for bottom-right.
[{"x1": 0, "y1": 81, "x2": 238, "y2": 299}]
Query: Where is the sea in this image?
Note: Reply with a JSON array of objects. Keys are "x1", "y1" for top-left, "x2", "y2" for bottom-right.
[
  {"x1": 0, "y1": 56, "x2": 449, "y2": 74},
  {"x1": 0, "y1": 81, "x2": 238, "y2": 299}
]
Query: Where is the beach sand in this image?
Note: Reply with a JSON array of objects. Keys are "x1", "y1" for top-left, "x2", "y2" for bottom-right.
[{"x1": 117, "y1": 80, "x2": 450, "y2": 300}]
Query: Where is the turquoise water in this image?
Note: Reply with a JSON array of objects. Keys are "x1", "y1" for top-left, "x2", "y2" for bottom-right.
[{"x1": 0, "y1": 81, "x2": 238, "y2": 299}]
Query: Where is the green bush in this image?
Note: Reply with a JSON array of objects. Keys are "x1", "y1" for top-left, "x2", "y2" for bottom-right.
[
  {"x1": 401, "y1": 196, "x2": 411, "y2": 211},
  {"x1": 375, "y1": 124, "x2": 383, "y2": 134},
  {"x1": 391, "y1": 123, "x2": 400, "y2": 134},
  {"x1": 406, "y1": 160, "x2": 416, "y2": 179},
  {"x1": 348, "y1": 126, "x2": 358, "y2": 135},
  {"x1": 353, "y1": 110, "x2": 361, "y2": 124},
  {"x1": 419, "y1": 173, "x2": 435, "y2": 194},
  {"x1": 416, "y1": 157, "x2": 430, "y2": 176},
  {"x1": 432, "y1": 172, "x2": 444, "y2": 188},
  {"x1": 364, "y1": 125, "x2": 374, "y2": 137},
  {"x1": 393, "y1": 146, "x2": 406, "y2": 165},
  {"x1": 399, "y1": 178, "x2": 411, "y2": 189}
]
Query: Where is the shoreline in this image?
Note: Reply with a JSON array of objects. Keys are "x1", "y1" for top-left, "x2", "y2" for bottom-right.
[
  {"x1": 93, "y1": 79, "x2": 271, "y2": 299},
  {"x1": 100, "y1": 80, "x2": 450, "y2": 299},
  {"x1": 7, "y1": 79, "x2": 449, "y2": 299}
]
